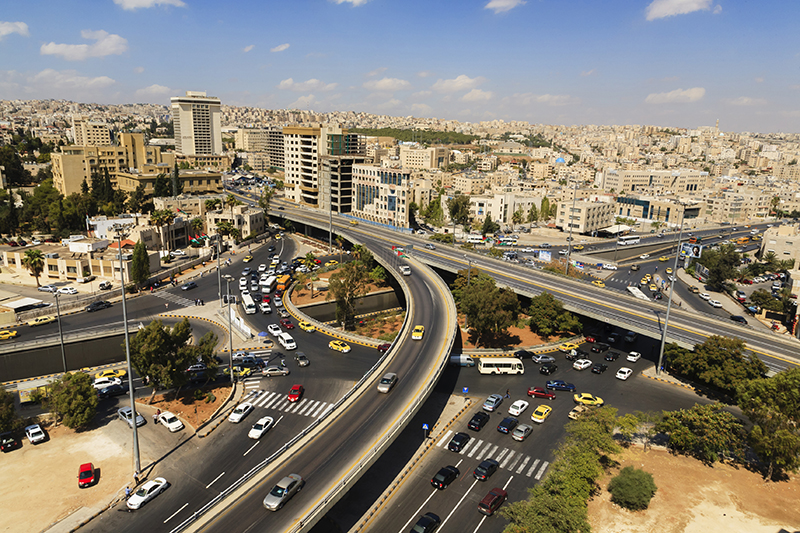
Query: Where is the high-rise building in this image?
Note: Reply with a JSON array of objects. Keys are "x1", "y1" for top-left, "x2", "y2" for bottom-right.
[
  {"x1": 171, "y1": 91, "x2": 222, "y2": 156},
  {"x1": 71, "y1": 115, "x2": 112, "y2": 146}
]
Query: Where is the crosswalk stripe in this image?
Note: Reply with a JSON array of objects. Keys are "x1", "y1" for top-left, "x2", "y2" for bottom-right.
[
  {"x1": 302, "y1": 401, "x2": 320, "y2": 416},
  {"x1": 244, "y1": 383, "x2": 260, "y2": 389},
  {"x1": 311, "y1": 402, "x2": 328, "y2": 418},
  {"x1": 516, "y1": 456, "x2": 530, "y2": 474},
  {"x1": 275, "y1": 400, "x2": 289, "y2": 411},
  {"x1": 475, "y1": 442, "x2": 492, "y2": 461},
  {"x1": 485, "y1": 444, "x2": 499, "y2": 461},
  {"x1": 505, "y1": 453, "x2": 520, "y2": 471},
  {"x1": 318, "y1": 404, "x2": 334, "y2": 418},
  {"x1": 292, "y1": 398, "x2": 308, "y2": 413},
  {"x1": 467, "y1": 439, "x2": 483, "y2": 458},
  {"x1": 288, "y1": 400, "x2": 303, "y2": 413},
  {"x1": 527, "y1": 459, "x2": 540, "y2": 478},
  {"x1": 264, "y1": 395, "x2": 282, "y2": 409},
  {"x1": 437, "y1": 430, "x2": 453, "y2": 448},
  {"x1": 255, "y1": 392, "x2": 276, "y2": 408},
  {"x1": 535, "y1": 461, "x2": 549, "y2": 480},
  {"x1": 297, "y1": 400, "x2": 314, "y2": 415}
]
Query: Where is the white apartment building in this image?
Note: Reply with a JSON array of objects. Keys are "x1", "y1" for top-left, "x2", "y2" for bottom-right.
[
  {"x1": 235, "y1": 126, "x2": 284, "y2": 168},
  {"x1": 761, "y1": 224, "x2": 800, "y2": 267},
  {"x1": 71, "y1": 115, "x2": 112, "y2": 146},
  {"x1": 556, "y1": 200, "x2": 615, "y2": 234},
  {"x1": 206, "y1": 204, "x2": 265, "y2": 241},
  {"x1": 467, "y1": 193, "x2": 544, "y2": 225},
  {"x1": 351, "y1": 163, "x2": 412, "y2": 228},
  {"x1": 171, "y1": 91, "x2": 222, "y2": 156},
  {"x1": 601, "y1": 169, "x2": 709, "y2": 194},
  {"x1": 399, "y1": 145, "x2": 449, "y2": 170}
]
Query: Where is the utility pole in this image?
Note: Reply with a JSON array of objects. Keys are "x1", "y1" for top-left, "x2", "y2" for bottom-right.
[
  {"x1": 656, "y1": 206, "x2": 686, "y2": 377},
  {"x1": 565, "y1": 181, "x2": 577, "y2": 276}
]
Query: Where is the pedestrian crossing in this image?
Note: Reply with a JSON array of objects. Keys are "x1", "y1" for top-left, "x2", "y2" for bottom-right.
[
  {"x1": 435, "y1": 429, "x2": 550, "y2": 480},
  {"x1": 153, "y1": 290, "x2": 198, "y2": 308},
  {"x1": 241, "y1": 383, "x2": 334, "y2": 419}
]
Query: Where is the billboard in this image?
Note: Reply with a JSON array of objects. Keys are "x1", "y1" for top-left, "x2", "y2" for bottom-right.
[
  {"x1": 681, "y1": 243, "x2": 703, "y2": 258},
  {"x1": 539, "y1": 251, "x2": 552, "y2": 262}
]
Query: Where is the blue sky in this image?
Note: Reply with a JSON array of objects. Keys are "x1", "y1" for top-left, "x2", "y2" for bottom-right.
[{"x1": 1, "y1": 0, "x2": 798, "y2": 133}]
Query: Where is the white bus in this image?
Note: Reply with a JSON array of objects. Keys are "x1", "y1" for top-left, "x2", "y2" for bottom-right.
[
  {"x1": 260, "y1": 275, "x2": 277, "y2": 293},
  {"x1": 497, "y1": 235, "x2": 518, "y2": 245},
  {"x1": 477, "y1": 357, "x2": 525, "y2": 375},
  {"x1": 617, "y1": 234, "x2": 641, "y2": 246},
  {"x1": 466, "y1": 234, "x2": 485, "y2": 244},
  {"x1": 241, "y1": 293, "x2": 257, "y2": 315}
]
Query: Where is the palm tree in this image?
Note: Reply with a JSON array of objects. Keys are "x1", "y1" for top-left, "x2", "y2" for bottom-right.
[
  {"x1": 258, "y1": 188, "x2": 274, "y2": 214},
  {"x1": 216, "y1": 220, "x2": 234, "y2": 238},
  {"x1": 205, "y1": 198, "x2": 222, "y2": 212},
  {"x1": 352, "y1": 244, "x2": 366, "y2": 264},
  {"x1": 22, "y1": 249, "x2": 45, "y2": 287},
  {"x1": 191, "y1": 217, "x2": 204, "y2": 235},
  {"x1": 335, "y1": 234, "x2": 345, "y2": 263},
  {"x1": 149, "y1": 209, "x2": 168, "y2": 251},
  {"x1": 303, "y1": 252, "x2": 318, "y2": 298}
]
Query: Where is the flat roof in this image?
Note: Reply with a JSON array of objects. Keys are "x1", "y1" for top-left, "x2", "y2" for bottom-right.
[{"x1": 3, "y1": 297, "x2": 43, "y2": 310}]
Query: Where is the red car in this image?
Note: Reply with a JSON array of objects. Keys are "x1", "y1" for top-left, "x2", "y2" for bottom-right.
[
  {"x1": 527, "y1": 387, "x2": 556, "y2": 400},
  {"x1": 288, "y1": 384, "x2": 304, "y2": 402},
  {"x1": 78, "y1": 463, "x2": 95, "y2": 488},
  {"x1": 585, "y1": 335, "x2": 597, "y2": 343},
  {"x1": 262, "y1": 295, "x2": 271, "y2": 303},
  {"x1": 279, "y1": 319, "x2": 294, "y2": 330},
  {"x1": 478, "y1": 487, "x2": 508, "y2": 516}
]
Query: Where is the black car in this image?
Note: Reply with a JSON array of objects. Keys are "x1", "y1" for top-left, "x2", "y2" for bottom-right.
[
  {"x1": 448, "y1": 432, "x2": 470, "y2": 452},
  {"x1": 0, "y1": 432, "x2": 21, "y2": 452},
  {"x1": 473, "y1": 459, "x2": 499, "y2": 481},
  {"x1": 591, "y1": 363, "x2": 608, "y2": 374},
  {"x1": 268, "y1": 246, "x2": 276, "y2": 252},
  {"x1": 497, "y1": 417, "x2": 518, "y2": 434},
  {"x1": 85, "y1": 300, "x2": 112, "y2": 312},
  {"x1": 539, "y1": 363, "x2": 558, "y2": 375},
  {"x1": 591, "y1": 343, "x2": 609, "y2": 353},
  {"x1": 546, "y1": 380, "x2": 577, "y2": 392},
  {"x1": 411, "y1": 512, "x2": 441, "y2": 533},
  {"x1": 97, "y1": 382, "x2": 129, "y2": 399},
  {"x1": 604, "y1": 351, "x2": 620, "y2": 361},
  {"x1": 430, "y1": 466, "x2": 459, "y2": 490},
  {"x1": 468, "y1": 411, "x2": 490, "y2": 431},
  {"x1": 564, "y1": 351, "x2": 579, "y2": 362},
  {"x1": 730, "y1": 315, "x2": 748, "y2": 325},
  {"x1": 181, "y1": 281, "x2": 198, "y2": 291}
]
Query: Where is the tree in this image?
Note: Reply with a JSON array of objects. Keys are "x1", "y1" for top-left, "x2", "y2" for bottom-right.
[
  {"x1": 481, "y1": 216, "x2": 500, "y2": 235},
  {"x1": 21, "y1": 248, "x2": 45, "y2": 287},
  {"x1": 0, "y1": 145, "x2": 32, "y2": 185},
  {"x1": 446, "y1": 194, "x2": 471, "y2": 228},
  {"x1": 608, "y1": 467, "x2": 657, "y2": 511},
  {"x1": 737, "y1": 368, "x2": 800, "y2": 480},
  {"x1": 45, "y1": 372, "x2": 98, "y2": 429},
  {"x1": 150, "y1": 209, "x2": 175, "y2": 251},
  {"x1": 225, "y1": 193, "x2": 242, "y2": 221},
  {"x1": 191, "y1": 217, "x2": 204, "y2": 235},
  {"x1": 327, "y1": 261, "x2": 370, "y2": 329},
  {"x1": 512, "y1": 207, "x2": 524, "y2": 226},
  {"x1": 527, "y1": 204, "x2": 539, "y2": 223},
  {"x1": 527, "y1": 292, "x2": 582, "y2": 339},
  {"x1": 335, "y1": 234, "x2": 345, "y2": 263},
  {"x1": 422, "y1": 195, "x2": 444, "y2": 227},
  {"x1": 153, "y1": 173, "x2": 170, "y2": 197},
  {"x1": 258, "y1": 187, "x2": 274, "y2": 214},
  {"x1": 131, "y1": 240, "x2": 150, "y2": 286},
  {"x1": 303, "y1": 252, "x2": 319, "y2": 298},
  {"x1": 102, "y1": 167, "x2": 114, "y2": 203},
  {"x1": 540, "y1": 197, "x2": 551, "y2": 221},
  {"x1": 408, "y1": 201, "x2": 419, "y2": 225},
  {"x1": 205, "y1": 198, "x2": 222, "y2": 212},
  {"x1": 656, "y1": 403, "x2": 745, "y2": 465},
  {"x1": 0, "y1": 387, "x2": 21, "y2": 433},
  {"x1": 695, "y1": 246, "x2": 740, "y2": 291},
  {"x1": 127, "y1": 184, "x2": 148, "y2": 218},
  {"x1": 459, "y1": 277, "x2": 520, "y2": 346},
  {"x1": 171, "y1": 162, "x2": 183, "y2": 196}
]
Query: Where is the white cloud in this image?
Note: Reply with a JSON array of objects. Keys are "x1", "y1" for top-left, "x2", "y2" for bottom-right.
[
  {"x1": 791, "y1": 84, "x2": 800, "y2": 90},
  {"x1": 133, "y1": 66, "x2": 145, "y2": 74},
  {"x1": 713, "y1": 4, "x2": 722, "y2": 14},
  {"x1": 432, "y1": 74, "x2": 485, "y2": 93},
  {"x1": 484, "y1": 0, "x2": 526, "y2": 14},
  {"x1": 462, "y1": 88, "x2": 493, "y2": 102},
  {"x1": 331, "y1": 0, "x2": 372, "y2": 6},
  {"x1": 363, "y1": 77, "x2": 410, "y2": 92},
  {"x1": 580, "y1": 69, "x2": 596, "y2": 77},
  {"x1": 724, "y1": 96, "x2": 766, "y2": 106},
  {"x1": 366, "y1": 67, "x2": 387, "y2": 77},
  {"x1": 278, "y1": 78, "x2": 337, "y2": 92},
  {"x1": 645, "y1": 87, "x2": 705, "y2": 104},
  {"x1": 287, "y1": 94, "x2": 316, "y2": 109},
  {"x1": 754, "y1": 77, "x2": 764, "y2": 83},
  {"x1": 411, "y1": 103, "x2": 432, "y2": 115},
  {"x1": 0, "y1": 21, "x2": 29, "y2": 40},
  {"x1": 506, "y1": 92, "x2": 579, "y2": 107},
  {"x1": 135, "y1": 84, "x2": 172, "y2": 97},
  {"x1": 645, "y1": 0, "x2": 716, "y2": 21},
  {"x1": 271, "y1": 43, "x2": 290, "y2": 53},
  {"x1": 243, "y1": 44, "x2": 255, "y2": 53},
  {"x1": 412, "y1": 90, "x2": 432, "y2": 98},
  {"x1": 113, "y1": 0, "x2": 186, "y2": 10},
  {"x1": 40, "y1": 30, "x2": 128, "y2": 61},
  {"x1": 417, "y1": 71, "x2": 433, "y2": 78},
  {"x1": 0, "y1": 69, "x2": 116, "y2": 100},
  {"x1": 32, "y1": 68, "x2": 115, "y2": 90}
]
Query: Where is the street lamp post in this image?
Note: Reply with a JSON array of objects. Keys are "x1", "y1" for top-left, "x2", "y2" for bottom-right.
[
  {"x1": 216, "y1": 237, "x2": 223, "y2": 308},
  {"x1": 565, "y1": 182, "x2": 578, "y2": 276},
  {"x1": 223, "y1": 274, "x2": 234, "y2": 384},
  {"x1": 464, "y1": 254, "x2": 472, "y2": 330},
  {"x1": 655, "y1": 209, "x2": 686, "y2": 377},
  {"x1": 53, "y1": 292, "x2": 67, "y2": 373},
  {"x1": 112, "y1": 224, "x2": 140, "y2": 476}
]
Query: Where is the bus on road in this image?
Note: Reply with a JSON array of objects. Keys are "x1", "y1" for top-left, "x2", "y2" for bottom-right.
[
  {"x1": 477, "y1": 357, "x2": 525, "y2": 375},
  {"x1": 617, "y1": 235, "x2": 641, "y2": 246},
  {"x1": 241, "y1": 293, "x2": 257, "y2": 315}
]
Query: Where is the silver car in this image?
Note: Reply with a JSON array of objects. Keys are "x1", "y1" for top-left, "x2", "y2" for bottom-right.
[
  {"x1": 118, "y1": 406, "x2": 145, "y2": 428},
  {"x1": 377, "y1": 372, "x2": 398, "y2": 393},
  {"x1": 263, "y1": 366, "x2": 290, "y2": 377},
  {"x1": 531, "y1": 354, "x2": 556, "y2": 364},
  {"x1": 263, "y1": 474, "x2": 304, "y2": 511}
]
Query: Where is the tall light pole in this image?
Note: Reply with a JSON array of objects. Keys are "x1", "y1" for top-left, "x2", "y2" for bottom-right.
[
  {"x1": 222, "y1": 274, "x2": 234, "y2": 384},
  {"x1": 327, "y1": 168, "x2": 333, "y2": 254},
  {"x1": 53, "y1": 292, "x2": 67, "y2": 373},
  {"x1": 216, "y1": 236, "x2": 223, "y2": 308},
  {"x1": 464, "y1": 254, "x2": 472, "y2": 330},
  {"x1": 113, "y1": 223, "x2": 140, "y2": 476},
  {"x1": 565, "y1": 182, "x2": 578, "y2": 276},
  {"x1": 656, "y1": 205, "x2": 686, "y2": 377}
]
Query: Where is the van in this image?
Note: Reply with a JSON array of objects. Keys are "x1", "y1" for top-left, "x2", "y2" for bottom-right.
[
  {"x1": 98, "y1": 281, "x2": 112, "y2": 290},
  {"x1": 278, "y1": 332, "x2": 296, "y2": 350},
  {"x1": 399, "y1": 265, "x2": 411, "y2": 276},
  {"x1": 449, "y1": 355, "x2": 475, "y2": 367},
  {"x1": 259, "y1": 302, "x2": 272, "y2": 314}
]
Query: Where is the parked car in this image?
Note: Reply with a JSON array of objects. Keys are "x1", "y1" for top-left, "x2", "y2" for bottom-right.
[
  {"x1": 158, "y1": 411, "x2": 184, "y2": 432},
  {"x1": 1, "y1": 432, "x2": 21, "y2": 452},
  {"x1": 546, "y1": 380, "x2": 576, "y2": 392},
  {"x1": 616, "y1": 367, "x2": 633, "y2": 380},
  {"x1": 117, "y1": 406, "x2": 145, "y2": 428}
]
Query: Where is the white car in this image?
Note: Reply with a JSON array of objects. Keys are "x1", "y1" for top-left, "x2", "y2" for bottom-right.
[
  {"x1": 274, "y1": 297, "x2": 283, "y2": 307},
  {"x1": 603, "y1": 264, "x2": 618, "y2": 270},
  {"x1": 228, "y1": 402, "x2": 254, "y2": 423},
  {"x1": 158, "y1": 411, "x2": 184, "y2": 432},
  {"x1": 127, "y1": 477, "x2": 168, "y2": 510},
  {"x1": 93, "y1": 377, "x2": 122, "y2": 390},
  {"x1": 616, "y1": 367, "x2": 633, "y2": 381},
  {"x1": 508, "y1": 399, "x2": 529, "y2": 416},
  {"x1": 248, "y1": 416, "x2": 274, "y2": 439},
  {"x1": 572, "y1": 359, "x2": 592, "y2": 371},
  {"x1": 239, "y1": 277, "x2": 248, "y2": 290},
  {"x1": 25, "y1": 424, "x2": 46, "y2": 444},
  {"x1": 171, "y1": 250, "x2": 186, "y2": 256},
  {"x1": 267, "y1": 324, "x2": 282, "y2": 337},
  {"x1": 699, "y1": 292, "x2": 711, "y2": 301},
  {"x1": 709, "y1": 300, "x2": 722, "y2": 308},
  {"x1": 639, "y1": 254, "x2": 650, "y2": 259},
  {"x1": 627, "y1": 351, "x2": 642, "y2": 363},
  {"x1": 258, "y1": 263, "x2": 268, "y2": 273},
  {"x1": 57, "y1": 286, "x2": 78, "y2": 295}
]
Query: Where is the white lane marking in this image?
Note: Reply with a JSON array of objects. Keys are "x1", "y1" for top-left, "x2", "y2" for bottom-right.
[
  {"x1": 243, "y1": 441, "x2": 259, "y2": 457},
  {"x1": 502, "y1": 476, "x2": 514, "y2": 490},
  {"x1": 475, "y1": 442, "x2": 493, "y2": 461},
  {"x1": 255, "y1": 392, "x2": 277, "y2": 408},
  {"x1": 163, "y1": 503, "x2": 188, "y2": 523},
  {"x1": 516, "y1": 456, "x2": 530, "y2": 474},
  {"x1": 397, "y1": 489, "x2": 438, "y2": 533},
  {"x1": 437, "y1": 430, "x2": 453, "y2": 448},
  {"x1": 471, "y1": 515, "x2": 489, "y2": 533},
  {"x1": 289, "y1": 400, "x2": 303, "y2": 413},
  {"x1": 319, "y1": 404, "x2": 334, "y2": 418},
  {"x1": 311, "y1": 402, "x2": 328, "y2": 418},
  {"x1": 504, "y1": 452, "x2": 519, "y2": 470},
  {"x1": 535, "y1": 461, "x2": 549, "y2": 480},
  {"x1": 264, "y1": 394, "x2": 282, "y2": 409},
  {"x1": 297, "y1": 399, "x2": 313, "y2": 415},
  {"x1": 527, "y1": 459, "x2": 540, "y2": 477},
  {"x1": 301, "y1": 400, "x2": 319, "y2": 416},
  {"x1": 273, "y1": 415, "x2": 283, "y2": 427},
  {"x1": 495, "y1": 448, "x2": 509, "y2": 463},
  {"x1": 467, "y1": 439, "x2": 483, "y2": 458},
  {"x1": 205, "y1": 472, "x2": 225, "y2": 489},
  {"x1": 244, "y1": 383, "x2": 259, "y2": 389},
  {"x1": 455, "y1": 458, "x2": 463, "y2": 468},
  {"x1": 441, "y1": 478, "x2": 479, "y2": 529}
]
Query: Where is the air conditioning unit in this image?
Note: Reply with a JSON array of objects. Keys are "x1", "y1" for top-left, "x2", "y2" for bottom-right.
[
  {"x1": 45, "y1": 252, "x2": 59, "y2": 259},
  {"x1": 120, "y1": 253, "x2": 133, "y2": 261}
]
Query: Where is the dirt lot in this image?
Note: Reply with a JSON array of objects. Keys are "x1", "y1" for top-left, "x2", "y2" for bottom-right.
[
  {"x1": 589, "y1": 445, "x2": 800, "y2": 532},
  {"x1": 143, "y1": 382, "x2": 231, "y2": 429}
]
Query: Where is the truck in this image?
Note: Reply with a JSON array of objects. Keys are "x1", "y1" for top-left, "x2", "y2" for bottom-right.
[{"x1": 276, "y1": 274, "x2": 291, "y2": 292}]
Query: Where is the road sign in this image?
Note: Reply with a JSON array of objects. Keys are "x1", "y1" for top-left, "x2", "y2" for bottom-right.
[
  {"x1": 422, "y1": 423, "x2": 429, "y2": 430},
  {"x1": 462, "y1": 387, "x2": 469, "y2": 394}
]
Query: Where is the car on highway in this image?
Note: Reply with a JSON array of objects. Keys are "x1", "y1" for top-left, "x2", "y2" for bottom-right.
[
  {"x1": 158, "y1": 411, "x2": 184, "y2": 432},
  {"x1": 730, "y1": 315, "x2": 748, "y2": 324},
  {"x1": 180, "y1": 281, "x2": 198, "y2": 291},
  {"x1": 531, "y1": 354, "x2": 555, "y2": 364},
  {"x1": 530, "y1": 404, "x2": 552, "y2": 424},
  {"x1": 294, "y1": 352, "x2": 310, "y2": 367},
  {"x1": 85, "y1": 300, "x2": 112, "y2": 312},
  {"x1": 639, "y1": 254, "x2": 650, "y2": 259},
  {"x1": 97, "y1": 382, "x2": 128, "y2": 399},
  {"x1": 497, "y1": 417, "x2": 518, "y2": 434},
  {"x1": 38, "y1": 285, "x2": 58, "y2": 293},
  {"x1": 658, "y1": 256, "x2": 669, "y2": 262},
  {"x1": 288, "y1": 384, "x2": 304, "y2": 402},
  {"x1": 546, "y1": 380, "x2": 576, "y2": 392},
  {"x1": 709, "y1": 299, "x2": 723, "y2": 308},
  {"x1": 58, "y1": 287, "x2": 78, "y2": 295},
  {"x1": 627, "y1": 351, "x2": 642, "y2": 363},
  {"x1": 482, "y1": 394, "x2": 503, "y2": 412},
  {"x1": 298, "y1": 320, "x2": 315, "y2": 332},
  {"x1": 430, "y1": 465, "x2": 459, "y2": 490},
  {"x1": 78, "y1": 462, "x2": 95, "y2": 488},
  {"x1": 527, "y1": 387, "x2": 556, "y2": 400},
  {"x1": 248, "y1": 416, "x2": 274, "y2": 439},
  {"x1": 329, "y1": 340, "x2": 351, "y2": 353},
  {"x1": 508, "y1": 400, "x2": 529, "y2": 416},
  {"x1": 228, "y1": 402, "x2": 254, "y2": 423},
  {"x1": 263, "y1": 366, "x2": 290, "y2": 377},
  {"x1": 279, "y1": 319, "x2": 294, "y2": 330},
  {"x1": 448, "y1": 432, "x2": 470, "y2": 452},
  {"x1": 410, "y1": 512, "x2": 441, "y2": 533},
  {"x1": 591, "y1": 363, "x2": 609, "y2": 374},
  {"x1": 616, "y1": 367, "x2": 633, "y2": 381},
  {"x1": 478, "y1": 487, "x2": 508, "y2": 516},
  {"x1": 591, "y1": 280, "x2": 605, "y2": 288},
  {"x1": 243, "y1": 255, "x2": 254, "y2": 263},
  {"x1": 0, "y1": 330, "x2": 19, "y2": 340},
  {"x1": 324, "y1": 260, "x2": 339, "y2": 267},
  {"x1": 27, "y1": 316, "x2": 57, "y2": 327},
  {"x1": 568, "y1": 404, "x2": 591, "y2": 420},
  {"x1": 603, "y1": 264, "x2": 618, "y2": 270},
  {"x1": 572, "y1": 359, "x2": 592, "y2": 371},
  {"x1": 93, "y1": 377, "x2": 122, "y2": 390},
  {"x1": 267, "y1": 324, "x2": 282, "y2": 336},
  {"x1": 377, "y1": 372, "x2": 398, "y2": 393},
  {"x1": 699, "y1": 292, "x2": 711, "y2": 300},
  {"x1": 127, "y1": 477, "x2": 168, "y2": 510},
  {"x1": 95, "y1": 368, "x2": 126, "y2": 380},
  {"x1": 559, "y1": 342, "x2": 579, "y2": 352},
  {"x1": 117, "y1": 406, "x2": 145, "y2": 428},
  {"x1": 573, "y1": 393, "x2": 604, "y2": 406},
  {"x1": 412, "y1": 325, "x2": 425, "y2": 340},
  {"x1": 473, "y1": 459, "x2": 499, "y2": 481},
  {"x1": 468, "y1": 411, "x2": 490, "y2": 431},
  {"x1": 511, "y1": 424, "x2": 532, "y2": 442},
  {"x1": 258, "y1": 263, "x2": 268, "y2": 272},
  {"x1": 539, "y1": 362, "x2": 558, "y2": 375},
  {"x1": 25, "y1": 424, "x2": 46, "y2": 444}
]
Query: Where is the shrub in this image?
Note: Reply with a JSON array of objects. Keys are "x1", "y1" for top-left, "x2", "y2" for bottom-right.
[
  {"x1": 193, "y1": 389, "x2": 204, "y2": 401},
  {"x1": 205, "y1": 392, "x2": 216, "y2": 403},
  {"x1": 608, "y1": 466, "x2": 657, "y2": 510}
]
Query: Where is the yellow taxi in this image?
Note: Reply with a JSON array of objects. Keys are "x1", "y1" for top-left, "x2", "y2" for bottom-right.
[
  {"x1": 95, "y1": 369, "x2": 127, "y2": 380},
  {"x1": 573, "y1": 393, "x2": 604, "y2": 406},
  {"x1": 559, "y1": 342, "x2": 579, "y2": 353},
  {"x1": 27, "y1": 316, "x2": 57, "y2": 327},
  {"x1": 329, "y1": 340, "x2": 351, "y2": 353},
  {"x1": 349, "y1": 220, "x2": 359, "y2": 226},
  {"x1": 665, "y1": 267, "x2": 673, "y2": 274},
  {"x1": 658, "y1": 256, "x2": 669, "y2": 262},
  {"x1": 412, "y1": 325, "x2": 425, "y2": 340},
  {"x1": 243, "y1": 255, "x2": 254, "y2": 263},
  {"x1": 298, "y1": 321, "x2": 316, "y2": 333},
  {"x1": 649, "y1": 284, "x2": 658, "y2": 292},
  {"x1": 324, "y1": 260, "x2": 339, "y2": 267},
  {"x1": 591, "y1": 280, "x2": 605, "y2": 288},
  {"x1": 0, "y1": 330, "x2": 19, "y2": 340},
  {"x1": 640, "y1": 277, "x2": 650, "y2": 285},
  {"x1": 530, "y1": 404, "x2": 553, "y2": 424},
  {"x1": 573, "y1": 244, "x2": 584, "y2": 251}
]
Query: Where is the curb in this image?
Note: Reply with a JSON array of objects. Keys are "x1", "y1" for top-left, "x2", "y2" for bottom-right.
[
  {"x1": 641, "y1": 372, "x2": 697, "y2": 391},
  {"x1": 3, "y1": 361, "x2": 126, "y2": 387}
]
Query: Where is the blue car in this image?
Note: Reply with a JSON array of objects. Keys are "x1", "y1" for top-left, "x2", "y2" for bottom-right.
[{"x1": 546, "y1": 380, "x2": 576, "y2": 392}]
